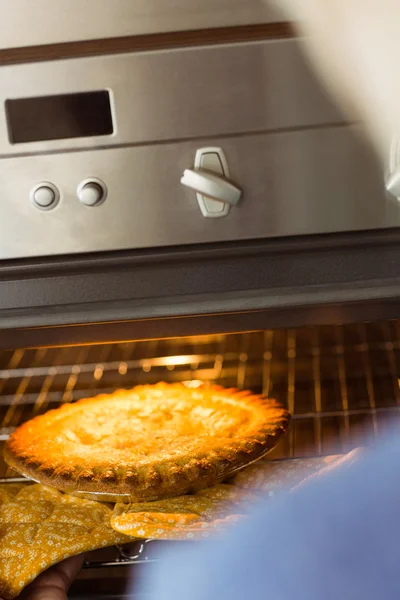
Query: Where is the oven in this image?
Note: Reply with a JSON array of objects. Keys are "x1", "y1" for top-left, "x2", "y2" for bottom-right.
[{"x1": 1, "y1": 1, "x2": 400, "y2": 598}]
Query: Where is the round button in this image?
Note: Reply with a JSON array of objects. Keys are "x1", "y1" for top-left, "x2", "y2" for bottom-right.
[
  {"x1": 33, "y1": 186, "x2": 55, "y2": 207},
  {"x1": 30, "y1": 183, "x2": 59, "y2": 211},
  {"x1": 77, "y1": 180, "x2": 106, "y2": 207}
]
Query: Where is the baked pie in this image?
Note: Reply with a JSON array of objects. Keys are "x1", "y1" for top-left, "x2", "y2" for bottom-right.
[{"x1": 4, "y1": 383, "x2": 289, "y2": 502}]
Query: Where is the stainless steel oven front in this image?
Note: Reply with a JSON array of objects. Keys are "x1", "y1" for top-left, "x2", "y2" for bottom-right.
[{"x1": 0, "y1": 1, "x2": 397, "y2": 261}]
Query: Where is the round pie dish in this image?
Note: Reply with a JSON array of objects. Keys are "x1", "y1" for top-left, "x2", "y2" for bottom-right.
[{"x1": 4, "y1": 383, "x2": 290, "y2": 502}]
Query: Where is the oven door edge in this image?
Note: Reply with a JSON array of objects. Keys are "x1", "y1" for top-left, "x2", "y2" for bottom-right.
[{"x1": 0, "y1": 230, "x2": 399, "y2": 347}]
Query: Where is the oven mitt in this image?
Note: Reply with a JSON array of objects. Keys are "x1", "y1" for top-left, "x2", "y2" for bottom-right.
[
  {"x1": 110, "y1": 453, "x2": 364, "y2": 541},
  {"x1": 291, "y1": 447, "x2": 365, "y2": 492},
  {"x1": 111, "y1": 484, "x2": 258, "y2": 541},
  {"x1": 229, "y1": 455, "x2": 344, "y2": 496},
  {"x1": 0, "y1": 483, "x2": 132, "y2": 600}
]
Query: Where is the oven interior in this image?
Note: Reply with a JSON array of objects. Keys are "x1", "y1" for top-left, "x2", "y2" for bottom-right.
[{"x1": 1, "y1": 320, "x2": 399, "y2": 598}]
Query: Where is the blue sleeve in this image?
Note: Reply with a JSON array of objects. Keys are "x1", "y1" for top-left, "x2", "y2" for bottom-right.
[{"x1": 135, "y1": 435, "x2": 400, "y2": 600}]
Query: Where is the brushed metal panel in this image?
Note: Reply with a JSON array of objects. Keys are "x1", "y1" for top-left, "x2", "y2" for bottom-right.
[
  {"x1": 0, "y1": 0, "x2": 282, "y2": 50},
  {"x1": 0, "y1": 40, "x2": 343, "y2": 157},
  {"x1": 0, "y1": 126, "x2": 393, "y2": 260}
]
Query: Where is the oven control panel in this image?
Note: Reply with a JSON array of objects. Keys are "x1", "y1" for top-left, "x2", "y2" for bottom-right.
[{"x1": 0, "y1": 39, "x2": 395, "y2": 260}]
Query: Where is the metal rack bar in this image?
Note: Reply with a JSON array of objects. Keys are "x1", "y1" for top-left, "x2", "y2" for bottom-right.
[
  {"x1": 62, "y1": 347, "x2": 92, "y2": 404},
  {"x1": 262, "y1": 330, "x2": 273, "y2": 398},
  {"x1": 0, "y1": 352, "x2": 249, "y2": 381},
  {"x1": 236, "y1": 334, "x2": 250, "y2": 390},
  {"x1": 312, "y1": 328, "x2": 322, "y2": 454},
  {"x1": 335, "y1": 327, "x2": 350, "y2": 443},
  {"x1": 83, "y1": 540, "x2": 157, "y2": 569},
  {"x1": 384, "y1": 322, "x2": 400, "y2": 406},
  {"x1": 213, "y1": 336, "x2": 226, "y2": 381},
  {"x1": 359, "y1": 324, "x2": 378, "y2": 436},
  {"x1": 287, "y1": 330, "x2": 296, "y2": 457},
  {"x1": 2, "y1": 366, "x2": 33, "y2": 428}
]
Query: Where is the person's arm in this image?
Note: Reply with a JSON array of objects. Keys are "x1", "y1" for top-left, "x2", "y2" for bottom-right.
[
  {"x1": 136, "y1": 435, "x2": 400, "y2": 600},
  {"x1": 274, "y1": 0, "x2": 400, "y2": 159}
]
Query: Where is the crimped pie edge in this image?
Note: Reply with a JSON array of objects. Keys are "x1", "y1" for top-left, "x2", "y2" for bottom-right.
[{"x1": 4, "y1": 383, "x2": 290, "y2": 501}]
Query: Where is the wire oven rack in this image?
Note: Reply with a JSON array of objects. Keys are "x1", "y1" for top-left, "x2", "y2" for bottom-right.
[{"x1": 1, "y1": 320, "x2": 400, "y2": 573}]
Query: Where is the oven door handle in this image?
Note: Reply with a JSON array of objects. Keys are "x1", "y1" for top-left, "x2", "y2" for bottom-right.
[{"x1": 181, "y1": 169, "x2": 242, "y2": 206}]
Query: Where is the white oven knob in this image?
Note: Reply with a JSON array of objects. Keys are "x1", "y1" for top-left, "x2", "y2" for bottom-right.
[
  {"x1": 77, "y1": 179, "x2": 107, "y2": 207},
  {"x1": 30, "y1": 183, "x2": 59, "y2": 210},
  {"x1": 181, "y1": 148, "x2": 242, "y2": 218}
]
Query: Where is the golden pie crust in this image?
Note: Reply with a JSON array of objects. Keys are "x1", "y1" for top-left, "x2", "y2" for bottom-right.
[{"x1": 4, "y1": 383, "x2": 289, "y2": 502}]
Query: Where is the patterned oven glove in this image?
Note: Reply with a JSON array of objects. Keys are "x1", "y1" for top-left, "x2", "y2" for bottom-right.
[
  {"x1": 230, "y1": 454, "x2": 344, "y2": 495},
  {"x1": 0, "y1": 483, "x2": 131, "y2": 599},
  {"x1": 110, "y1": 451, "x2": 363, "y2": 541},
  {"x1": 111, "y1": 484, "x2": 258, "y2": 540}
]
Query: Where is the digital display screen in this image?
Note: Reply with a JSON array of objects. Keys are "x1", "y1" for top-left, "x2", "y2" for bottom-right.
[{"x1": 5, "y1": 90, "x2": 113, "y2": 144}]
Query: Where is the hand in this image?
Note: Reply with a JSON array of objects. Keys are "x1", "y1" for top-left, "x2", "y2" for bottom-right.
[
  {"x1": 274, "y1": 0, "x2": 400, "y2": 157},
  {"x1": 11, "y1": 555, "x2": 84, "y2": 600}
]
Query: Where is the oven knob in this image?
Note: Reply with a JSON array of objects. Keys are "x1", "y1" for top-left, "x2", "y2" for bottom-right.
[
  {"x1": 77, "y1": 179, "x2": 107, "y2": 207},
  {"x1": 181, "y1": 147, "x2": 242, "y2": 218},
  {"x1": 30, "y1": 183, "x2": 59, "y2": 210}
]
